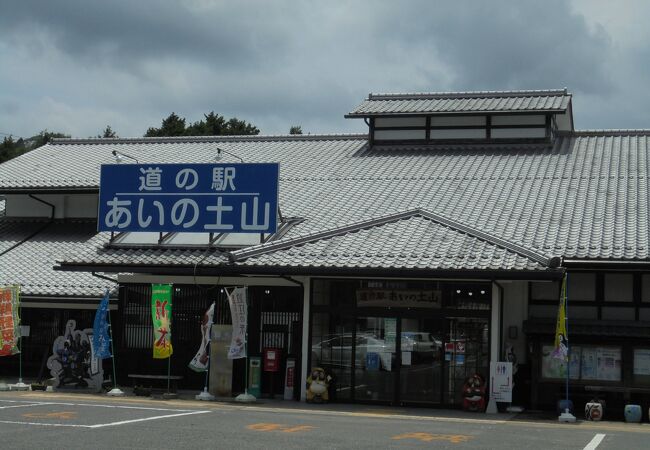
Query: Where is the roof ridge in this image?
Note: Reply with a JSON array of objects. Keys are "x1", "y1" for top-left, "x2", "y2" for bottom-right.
[
  {"x1": 567, "y1": 129, "x2": 650, "y2": 137},
  {"x1": 50, "y1": 133, "x2": 368, "y2": 145},
  {"x1": 367, "y1": 88, "x2": 569, "y2": 101},
  {"x1": 230, "y1": 208, "x2": 559, "y2": 268}
]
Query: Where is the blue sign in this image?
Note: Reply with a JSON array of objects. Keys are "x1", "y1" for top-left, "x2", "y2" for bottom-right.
[
  {"x1": 366, "y1": 352, "x2": 380, "y2": 371},
  {"x1": 98, "y1": 163, "x2": 279, "y2": 233}
]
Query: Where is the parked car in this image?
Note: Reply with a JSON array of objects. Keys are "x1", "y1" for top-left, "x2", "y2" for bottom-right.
[{"x1": 311, "y1": 333, "x2": 393, "y2": 370}]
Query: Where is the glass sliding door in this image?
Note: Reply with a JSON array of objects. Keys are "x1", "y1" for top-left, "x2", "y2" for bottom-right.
[
  {"x1": 354, "y1": 316, "x2": 396, "y2": 402},
  {"x1": 399, "y1": 318, "x2": 445, "y2": 404},
  {"x1": 445, "y1": 317, "x2": 489, "y2": 405}
]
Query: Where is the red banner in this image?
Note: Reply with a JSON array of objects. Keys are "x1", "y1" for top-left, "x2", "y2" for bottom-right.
[{"x1": 0, "y1": 286, "x2": 20, "y2": 356}]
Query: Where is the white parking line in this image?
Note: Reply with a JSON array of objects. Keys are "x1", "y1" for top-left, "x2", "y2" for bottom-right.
[
  {"x1": 87, "y1": 410, "x2": 211, "y2": 428},
  {"x1": 0, "y1": 399, "x2": 196, "y2": 412},
  {"x1": 0, "y1": 399, "x2": 211, "y2": 428},
  {"x1": 0, "y1": 403, "x2": 48, "y2": 409},
  {"x1": 584, "y1": 433, "x2": 606, "y2": 450}
]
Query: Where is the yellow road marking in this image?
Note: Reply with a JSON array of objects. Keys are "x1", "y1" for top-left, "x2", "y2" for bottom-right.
[
  {"x1": 22, "y1": 411, "x2": 77, "y2": 420},
  {"x1": 247, "y1": 423, "x2": 315, "y2": 433},
  {"x1": 392, "y1": 432, "x2": 471, "y2": 443}
]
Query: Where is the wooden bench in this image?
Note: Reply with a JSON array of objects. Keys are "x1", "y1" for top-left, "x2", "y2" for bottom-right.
[{"x1": 128, "y1": 374, "x2": 183, "y2": 395}]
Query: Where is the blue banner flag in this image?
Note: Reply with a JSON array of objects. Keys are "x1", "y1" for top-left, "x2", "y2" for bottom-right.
[{"x1": 93, "y1": 291, "x2": 112, "y2": 360}]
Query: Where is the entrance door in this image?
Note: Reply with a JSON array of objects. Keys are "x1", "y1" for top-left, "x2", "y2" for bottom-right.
[
  {"x1": 399, "y1": 318, "x2": 445, "y2": 404},
  {"x1": 354, "y1": 316, "x2": 397, "y2": 402}
]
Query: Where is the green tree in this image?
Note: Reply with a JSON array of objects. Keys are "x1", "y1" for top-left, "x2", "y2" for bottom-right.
[
  {"x1": 145, "y1": 112, "x2": 259, "y2": 137},
  {"x1": 0, "y1": 130, "x2": 70, "y2": 164},
  {"x1": 289, "y1": 125, "x2": 303, "y2": 135},
  {"x1": 145, "y1": 112, "x2": 187, "y2": 137},
  {"x1": 99, "y1": 125, "x2": 118, "y2": 138}
]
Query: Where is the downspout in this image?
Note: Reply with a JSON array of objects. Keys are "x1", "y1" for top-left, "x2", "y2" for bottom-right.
[
  {"x1": 493, "y1": 280, "x2": 505, "y2": 361},
  {"x1": 0, "y1": 194, "x2": 56, "y2": 257}
]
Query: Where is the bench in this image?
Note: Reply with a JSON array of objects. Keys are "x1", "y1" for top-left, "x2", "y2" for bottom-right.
[
  {"x1": 585, "y1": 385, "x2": 650, "y2": 401},
  {"x1": 128, "y1": 374, "x2": 183, "y2": 396}
]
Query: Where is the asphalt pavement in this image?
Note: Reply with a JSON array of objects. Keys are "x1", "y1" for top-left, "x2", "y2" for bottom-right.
[{"x1": 0, "y1": 390, "x2": 649, "y2": 449}]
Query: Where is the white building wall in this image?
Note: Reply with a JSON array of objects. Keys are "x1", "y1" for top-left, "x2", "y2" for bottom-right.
[
  {"x1": 499, "y1": 280, "x2": 529, "y2": 364},
  {"x1": 4, "y1": 194, "x2": 98, "y2": 219}
]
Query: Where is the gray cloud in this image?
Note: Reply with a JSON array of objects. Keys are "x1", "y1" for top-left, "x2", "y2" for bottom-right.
[{"x1": 0, "y1": 1, "x2": 641, "y2": 138}]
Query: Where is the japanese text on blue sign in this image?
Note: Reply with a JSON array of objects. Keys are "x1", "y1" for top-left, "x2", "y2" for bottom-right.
[{"x1": 98, "y1": 163, "x2": 279, "y2": 233}]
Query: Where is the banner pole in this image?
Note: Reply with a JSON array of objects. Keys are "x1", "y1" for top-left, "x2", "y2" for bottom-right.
[
  {"x1": 564, "y1": 273, "x2": 569, "y2": 405},
  {"x1": 167, "y1": 355, "x2": 171, "y2": 393},
  {"x1": 106, "y1": 291, "x2": 124, "y2": 396},
  {"x1": 13, "y1": 286, "x2": 28, "y2": 390}
]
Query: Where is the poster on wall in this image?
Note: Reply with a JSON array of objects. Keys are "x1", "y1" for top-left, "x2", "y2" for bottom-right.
[
  {"x1": 597, "y1": 347, "x2": 621, "y2": 381},
  {"x1": 46, "y1": 319, "x2": 104, "y2": 390},
  {"x1": 384, "y1": 318, "x2": 397, "y2": 345},
  {"x1": 541, "y1": 345, "x2": 580, "y2": 379},
  {"x1": 634, "y1": 349, "x2": 650, "y2": 376},
  {"x1": 581, "y1": 347, "x2": 598, "y2": 379}
]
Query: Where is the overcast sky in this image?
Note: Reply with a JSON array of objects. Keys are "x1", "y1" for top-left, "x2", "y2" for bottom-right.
[{"x1": 1, "y1": 0, "x2": 649, "y2": 139}]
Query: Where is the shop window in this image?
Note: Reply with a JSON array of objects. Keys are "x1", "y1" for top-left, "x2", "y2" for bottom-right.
[
  {"x1": 604, "y1": 274, "x2": 633, "y2": 302},
  {"x1": 567, "y1": 273, "x2": 596, "y2": 301},
  {"x1": 642, "y1": 274, "x2": 650, "y2": 302},
  {"x1": 530, "y1": 281, "x2": 559, "y2": 301},
  {"x1": 601, "y1": 307, "x2": 635, "y2": 320},
  {"x1": 541, "y1": 344, "x2": 621, "y2": 382},
  {"x1": 633, "y1": 349, "x2": 650, "y2": 385}
]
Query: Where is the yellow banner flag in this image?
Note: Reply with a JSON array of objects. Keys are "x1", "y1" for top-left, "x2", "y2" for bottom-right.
[{"x1": 553, "y1": 275, "x2": 568, "y2": 361}]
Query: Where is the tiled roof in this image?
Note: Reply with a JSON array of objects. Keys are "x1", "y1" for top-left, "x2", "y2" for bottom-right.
[
  {"x1": 0, "y1": 134, "x2": 365, "y2": 191},
  {"x1": 232, "y1": 212, "x2": 549, "y2": 272},
  {"x1": 64, "y1": 231, "x2": 230, "y2": 268},
  {"x1": 346, "y1": 89, "x2": 571, "y2": 117},
  {"x1": 50, "y1": 129, "x2": 650, "y2": 274},
  {"x1": 0, "y1": 220, "x2": 110, "y2": 297},
  {"x1": 0, "y1": 197, "x2": 5, "y2": 215}
]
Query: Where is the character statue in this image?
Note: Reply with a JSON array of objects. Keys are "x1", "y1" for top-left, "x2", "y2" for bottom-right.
[
  {"x1": 306, "y1": 367, "x2": 331, "y2": 403},
  {"x1": 462, "y1": 373, "x2": 486, "y2": 412}
]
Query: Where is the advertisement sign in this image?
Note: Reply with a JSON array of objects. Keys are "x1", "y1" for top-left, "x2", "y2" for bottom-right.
[
  {"x1": 98, "y1": 163, "x2": 280, "y2": 233},
  {"x1": 227, "y1": 287, "x2": 247, "y2": 359},
  {"x1": 634, "y1": 349, "x2": 650, "y2": 376},
  {"x1": 151, "y1": 284, "x2": 173, "y2": 359},
  {"x1": 356, "y1": 289, "x2": 442, "y2": 308},
  {"x1": 490, "y1": 361, "x2": 513, "y2": 402},
  {"x1": 455, "y1": 341, "x2": 466, "y2": 354},
  {"x1": 284, "y1": 358, "x2": 296, "y2": 400}
]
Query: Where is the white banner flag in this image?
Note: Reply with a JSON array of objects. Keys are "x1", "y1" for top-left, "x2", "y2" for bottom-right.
[
  {"x1": 227, "y1": 287, "x2": 247, "y2": 359},
  {"x1": 188, "y1": 302, "x2": 215, "y2": 372}
]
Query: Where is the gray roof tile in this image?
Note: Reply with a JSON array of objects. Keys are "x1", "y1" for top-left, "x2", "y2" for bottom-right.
[
  {"x1": 0, "y1": 220, "x2": 108, "y2": 297},
  {"x1": 346, "y1": 89, "x2": 571, "y2": 117},
  {"x1": 6, "y1": 128, "x2": 649, "y2": 273}
]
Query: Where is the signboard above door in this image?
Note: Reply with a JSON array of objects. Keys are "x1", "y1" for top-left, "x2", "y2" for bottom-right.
[
  {"x1": 356, "y1": 289, "x2": 442, "y2": 308},
  {"x1": 98, "y1": 163, "x2": 279, "y2": 233}
]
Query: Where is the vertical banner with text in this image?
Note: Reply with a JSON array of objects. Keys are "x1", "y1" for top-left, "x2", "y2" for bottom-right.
[
  {"x1": 151, "y1": 284, "x2": 173, "y2": 359},
  {"x1": 0, "y1": 286, "x2": 20, "y2": 356},
  {"x1": 227, "y1": 287, "x2": 247, "y2": 359}
]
